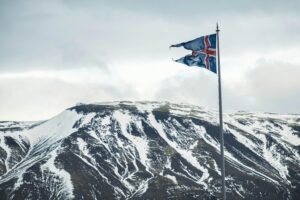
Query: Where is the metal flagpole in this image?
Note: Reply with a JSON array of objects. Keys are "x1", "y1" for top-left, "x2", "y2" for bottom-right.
[{"x1": 216, "y1": 23, "x2": 226, "y2": 200}]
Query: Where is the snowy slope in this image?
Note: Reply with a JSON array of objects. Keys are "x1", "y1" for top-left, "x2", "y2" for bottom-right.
[{"x1": 0, "y1": 101, "x2": 299, "y2": 200}]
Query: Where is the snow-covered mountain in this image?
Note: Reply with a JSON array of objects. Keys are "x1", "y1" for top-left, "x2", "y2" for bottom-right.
[{"x1": 0, "y1": 101, "x2": 299, "y2": 200}]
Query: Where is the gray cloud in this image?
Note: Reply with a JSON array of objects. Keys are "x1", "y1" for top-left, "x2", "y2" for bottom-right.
[
  {"x1": 154, "y1": 71, "x2": 218, "y2": 108},
  {"x1": 61, "y1": 0, "x2": 300, "y2": 17},
  {"x1": 154, "y1": 70, "x2": 249, "y2": 112},
  {"x1": 244, "y1": 60, "x2": 300, "y2": 113},
  {"x1": 0, "y1": 0, "x2": 300, "y2": 120},
  {"x1": 154, "y1": 60, "x2": 300, "y2": 114},
  {"x1": 0, "y1": 76, "x2": 138, "y2": 121},
  {"x1": 1, "y1": 0, "x2": 299, "y2": 72}
]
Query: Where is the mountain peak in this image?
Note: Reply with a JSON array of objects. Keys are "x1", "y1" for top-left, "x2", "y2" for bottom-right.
[{"x1": 0, "y1": 101, "x2": 299, "y2": 199}]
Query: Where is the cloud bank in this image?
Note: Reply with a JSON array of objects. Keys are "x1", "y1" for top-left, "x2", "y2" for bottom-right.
[{"x1": 0, "y1": 0, "x2": 300, "y2": 120}]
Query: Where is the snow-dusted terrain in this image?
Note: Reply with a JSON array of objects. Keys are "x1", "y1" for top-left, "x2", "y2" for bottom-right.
[{"x1": 0, "y1": 101, "x2": 299, "y2": 199}]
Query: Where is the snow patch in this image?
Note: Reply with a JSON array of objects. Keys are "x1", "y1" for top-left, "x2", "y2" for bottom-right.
[
  {"x1": 41, "y1": 149, "x2": 74, "y2": 199},
  {"x1": 165, "y1": 175, "x2": 178, "y2": 184},
  {"x1": 113, "y1": 110, "x2": 150, "y2": 170},
  {"x1": 148, "y1": 112, "x2": 209, "y2": 187},
  {"x1": 23, "y1": 110, "x2": 81, "y2": 145},
  {"x1": 81, "y1": 112, "x2": 96, "y2": 125}
]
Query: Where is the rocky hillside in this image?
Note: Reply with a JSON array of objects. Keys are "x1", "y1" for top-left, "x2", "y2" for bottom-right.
[{"x1": 0, "y1": 101, "x2": 299, "y2": 200}]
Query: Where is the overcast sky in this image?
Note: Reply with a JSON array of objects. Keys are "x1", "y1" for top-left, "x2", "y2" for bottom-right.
[{"x1": 1, "y1": 0, "x2": 300, "y2": 121}]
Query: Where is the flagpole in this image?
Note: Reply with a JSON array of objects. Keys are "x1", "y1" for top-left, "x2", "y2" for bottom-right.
[{"x1": 216, "y1": 23, "x2": 226, "y2": 200}]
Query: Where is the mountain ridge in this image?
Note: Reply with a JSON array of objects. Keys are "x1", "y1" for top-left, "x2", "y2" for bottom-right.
[{"x1": 0, "y1": 101, "x2": 299, "y2": 199}]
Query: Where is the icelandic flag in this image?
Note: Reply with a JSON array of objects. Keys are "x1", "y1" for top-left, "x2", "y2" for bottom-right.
[{"x1": 170, "y1": 34, "x2": 217, "y2": 73}]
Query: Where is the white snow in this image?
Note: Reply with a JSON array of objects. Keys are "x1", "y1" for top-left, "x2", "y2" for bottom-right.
[
  {"x1": 279, "y1": 123, "x2": 300, "y2": 146},
  {"x1": 0, "y1": 135, "x2": 11, "y2": 171},
  {"x1": 81, "y1": 112, "x2": 96, "y2": 125},
  {"x1": 257, "y1": 134, "x2": 289, "y2": 181},
  {"x1": 77, "y1": 138, "x2": 89, "y2": 157},
  {"x1": 169, "y1": 104, "x2": 219, "y2": 125},
  {"x1": 135, "y1": 102, "x2": 160, "y2": 113},
  {"x1": 192, "y1": 121, "x2": 280, "y2": 182},
  {"x1": 165, "y1": 175, "x2": 178, "y2": 184},
  {"x1": 113, "y1": 110, "x2": 150, "y2": 170},
  {"x1": 1, "y1": 101, "x2": 300, "y2": 199},
  {"x1": 23, "y1": 110, "x2": 81, "y2": 145},
  {"x1": 41, "y1": 148, "x2": 74, "y2": 199},
  {"x1": 226, "y1": 114, "x2": 297, "y2": 181},
  {"x1": 148, "y1": 112, "x2": 209, "y2": 187},
  {"x1": 224, "y1": 150, "x2": 279, "y2": 184},
  {"x1": 189, "y1": 140, "x2": 198, "y2": 150},
  {"x1": 229, "y1": 113, "x2": 300, "y2": 146},
  {"x1": 224, "y1": 123, "x2": 259, "y2": 155},
  {"x1": 0, "y1": 109, "x2": 82, "y2": 194}
]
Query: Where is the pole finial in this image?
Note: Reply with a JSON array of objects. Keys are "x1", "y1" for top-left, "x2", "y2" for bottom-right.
[{"x1": 216, "y1": 22, "x2": 220, "y2": 32}]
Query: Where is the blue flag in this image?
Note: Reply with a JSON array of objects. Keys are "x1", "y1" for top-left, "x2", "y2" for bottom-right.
[{"x1": 170, "y1": 34, "x2": 217, "y2": 73}]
